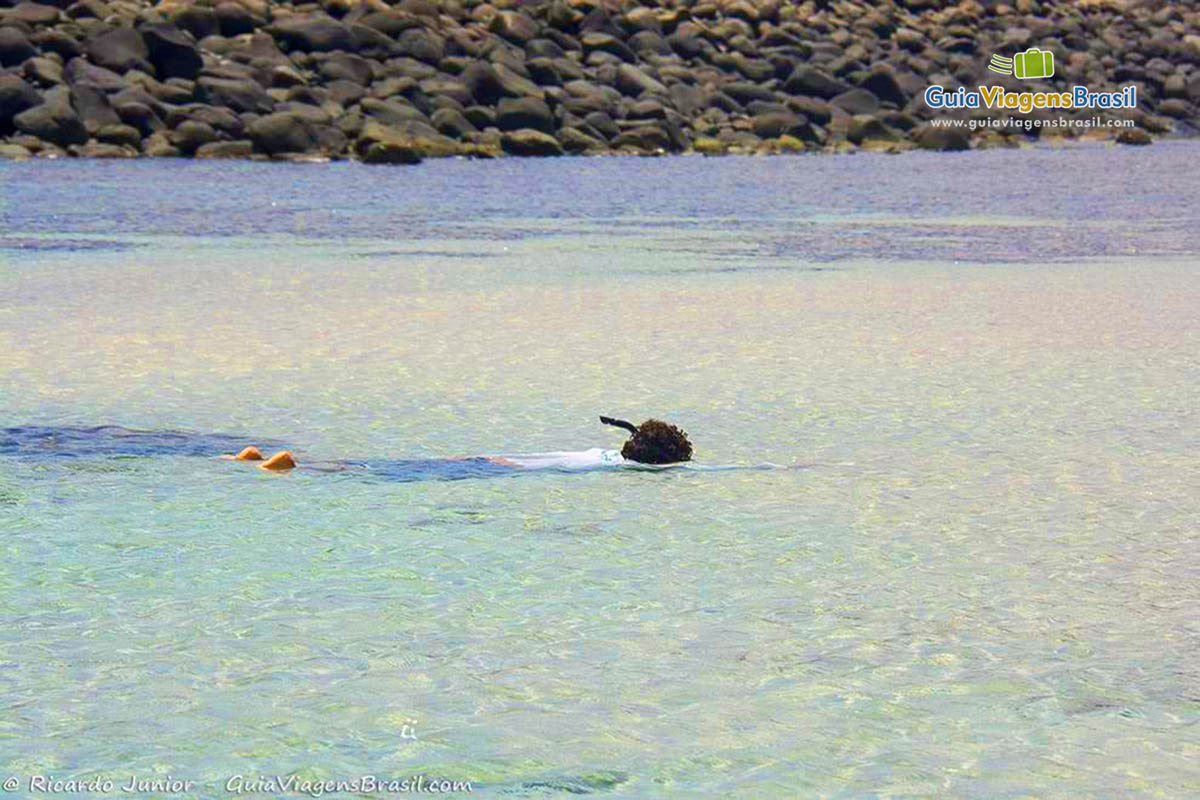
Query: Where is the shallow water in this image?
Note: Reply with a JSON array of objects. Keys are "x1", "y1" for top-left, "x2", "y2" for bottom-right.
[{"x1": 1, "y1": 144, "x2": 1198, "y2": 798}]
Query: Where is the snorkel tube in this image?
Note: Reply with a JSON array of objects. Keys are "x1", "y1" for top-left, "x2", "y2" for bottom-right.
[{"x1": 599, "y1": 416, "x2": 639, "y2": 436}]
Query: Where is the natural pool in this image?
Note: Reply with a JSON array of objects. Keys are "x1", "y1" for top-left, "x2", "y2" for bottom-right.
[{"x1": 1, "y1": 145, "x2": 1198, "y2": 798}]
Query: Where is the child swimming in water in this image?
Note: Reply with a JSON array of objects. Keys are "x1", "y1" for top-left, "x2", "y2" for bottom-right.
[{"x1": 226, "y1": 417, "x2": 693, "y2": 471}]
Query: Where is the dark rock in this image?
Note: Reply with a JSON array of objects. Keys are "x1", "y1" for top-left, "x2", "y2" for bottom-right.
[
  {"x1": 95, "y1": 121, "x2": 139, "y2": 146},
  {"x1": 462, "y1": 104, "x2": 493, "y2": 129},
  {"x1": 526, "y1": 58, "x2": 561, "y2": 87},
  {"x1": 318, "y1": 52, "x2": 372, "y2": 85},
  {"x1": 69, "y1": 141, "x2": 134, "y2": 158},
  {"x1": 362, "y1": 139, "x2": 422, "y2": 164},
  {"x1": 912, "y1": 123, "x2": 969, "y2": 151},
  {"x1": 214, "y1": 2, "x2": 260, "y2": 37},
  {"x1": 14, "y1": 96, "x2": 87, "y2": 146},
  {"x1": 752, "y1": 111, "x2": 811, "y2": 139},
  {"x1": 30, "y1": 28, "x2": 82, "y2": 60},
  {"x1": 461, "y1": 61, "x2": 515, "y2": 105},
  {"x1": 0, "y1": 74, "x2": 43, "y2": 133},
  {"x1": 490, "y1": 10, "x2": 538, "y2": 46},
  {"x1": 248, "y1": 110, "x2": 315, "y2": 155},
  {"x1": 170, "y1": 119, "x2": 216, "y2": 153},
  {"x1": 431, "y1": 106, "x2": 475, "y2": 137},
  {"x1": 627, "y1": 98, "x2": 667, "y2": 120},
  {"x1": 269, "y1": 15, "x2": 354, "y2": 53},
  {"x1": 1116, "y1": 128, "x2": 1151, "y2": 145},
  {"x1": 22, "y1": 56, "x2": 63, "y2": 88},
  {"x1": 499, "y1": 127, "x2": 562, "y2": 156},
  {"x1": 69, "y1": 83, "x2": 119, "y2": 132},
  {"x1": 396, "y1": 28, "x2": 444, "y2": 64},
  {"x1": 525, "y1": 39, "x2": 564, "y2": 60},
  {"x1": 166, "y1": 103, "x2": 241, "y2": 136},
  {"x1": 559, "y1": 125, "x2": 604, "y2": 153},
  {"x1": 782, "y1": 65, "x2": 848, "y2": 99},
  {"x1": 6, "y1": 2, "x2": 61, "y2": 26},
  {"x1": 628, "y1": 30, "x2": 671, "y2": 56},
  {"x1": 87, "y1": 27, "x2": 153, "y2": 75},
  {"x1": 140, "y1": 24, "x2": 202, "y2": 81},
  {"x1": 722, "y1": 82, "x2": 777, "y2": 106},
  {"x1": 357, "y1": 11, "x2": 420, "y2": 38},
  {"x1": 0, "y1": 27, "x2": 37, "y2": 68},
  {"x1": 0, "y1": 143, "x2": 33, "y2": 158},
  {"x1": 63, "y1": 57, "x2": 124, "y2": 91},
  {"x1": 196, "y1": 76, "x2": 273, "y2": 114},
  {"x1": 830, "y1": 88, "x2": 880, "y2": 115},
  {"x1": 615, "y1": 62, "x2": 665, "y2": 97},
  {"x1": 581, "y1": 32, "x2": 636, "y2": 63},
  {"x1": 1157, "y1": 99, "x2": 1191, "y2": 119},
  {"x1": 113, "y1": 100, "x2": 163, "y2": 136},
  {"x1": 858, "y1": 67, "x2": 906, "y2": 108},
  {"x1": 847, "y1": 114, "x2": 897, "y2": 144},
  {"x1": 667, "y1": 29, "x2": 712, "y2": 60},
  {"x1": 326, "y1": 79, "x2": 364, "y2": 106},
  {"x1": 348, "y1": 24, "x2": 392, "y2": 58},
  {"x1": 583, "y1": 110, "x2": 618, "y2": 140},
  {"x1": 612, "y1": 124, "x2": 671, "y2": 151},
  {"x1": 420, "y1": 77, "x2": 471, "y2": 107},
  {"x1": 496, "y1": 95, "x2": 553, "y2": 134},
  {"x1": 196, "y1": 139, "x2": 255, "y2": 158},
  {"x1": 171, "y1": 5, "x2": 219, "y2": 41}
]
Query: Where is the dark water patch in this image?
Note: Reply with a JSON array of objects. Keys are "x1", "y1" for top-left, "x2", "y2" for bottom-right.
[
  {"x1": 347, "y1": 250, "x2": 498, "y2": 259},
  {"x1": 498, "y1": 770, "x2": 628, "y2": 795},
  {"x1": 0, "y1": 238, "x2": 140, "y2": 253},
  {"x1": 0, "y1": 426, "x2": 276, "y2": 460}
]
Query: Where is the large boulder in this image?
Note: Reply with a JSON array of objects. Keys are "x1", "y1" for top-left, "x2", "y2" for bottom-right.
[
  {"x1": 140, "y1": 24, "x2": 202, "y2": 81},
  {"x1": 170, "y1": 119, "x2": 216, "y2": 154},
  {"x1": 63, "y1": 57, "x2": 126, "y2": 91},
  {"x1": 14, "y1": 96, "x2": 87, "y2": 147},
  {"x1": 396, "y1": 28, "x2": 444, "y2": 64},
  {"x1": 69, "y1": 83, "x2": 120, "y2": 133},
  {"x1": 318, "y1": 52, "x2": 372, "y2": 85},
  {"x1": 86, "y1": 27, "x2": 153, "y2": 75},
  {"x1": 495, "y1": 96, "x2": 553, "y2": 134},
  {"x1": 215, "y1": 2, "x2": 261, "y2": 37},
  {"x1": 782, "y1": 65, "x2": 848, "y2": 99},
  {"x1": 0, "y1": 75, "x2": 43, "y2": 133},
  {"x1": 912, "y1": 124, "x2": 969, "y2": 152},
  {"x1": 195, "y1": 76, "x2": 273, "y2": 114},
  {"x1": 0, "y1": 27, "x2": 37, "y2": 68},
  {"x1": 490, "y1": 11, "x2": 539, "y2": 45},
  {"x1": 248, "y1": 111, "x2": 315, "y2": 155},
  {"x1": 615, "y1": 63, "x2": 665, "y2": 97},
  {"x1": 500, "y1": 128, "x2": 563, "y2": 156},
  {"x1": 268, "y1": 15, "x2": 355, "y2": 53},
  {"x1": 830, "y1": 88, "x2": 881, "y2": 116},
  {"x1": 6, "y1": 2, "x2": 61, "y2": 26}
]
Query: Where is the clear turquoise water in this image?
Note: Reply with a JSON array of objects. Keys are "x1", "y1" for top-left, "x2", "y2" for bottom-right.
[{"x1": 1, "y1": 145, "x2": 1198, "y2": 798}]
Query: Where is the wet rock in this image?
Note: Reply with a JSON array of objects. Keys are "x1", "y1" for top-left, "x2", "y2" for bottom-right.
[
  {"x1": 612, "y1": 124, "x2": 671, "y2": 152},
  {"x1": 752, "y1": 111, "x2": 811, "y2": 140},
  {"x1": 196, "y1": 139, "x2": 255, "y2": 158},
  {"x1": 0, "y1": 142, "x2": 33, "y2": 158},
  {"x1": 431, "y1": 106, "x2": 475, "y2": 137},
  {"x1": 140, "y1": 24, "x2": 202, "y2": 81},
  {"x1": 912, "y1": 123, "x2": 970, "y2": 151},
  {"x1": 170, "y1": 118, "x2": 216, "y2": 154},
  {"x1": 490, "y1": 10, "x2": 538, "y2": 46},
  {"x1": 113, "y1": 100, "x2": 162, "y2": 135},
  {"x1": 847, "y1": 114, "x2": 897, "y2": 145},
  {"x1": 63, "y1": 57, "x2": 124, "y2": 91},
  {"x1": 1116, "y1": 128, "x2": 1152, "y2": 145},
  {"x1": 858, "y1": 67, "x2": 906, "y2": 108},
  {"x1": 70, "y1": 141, "x2": 134, "y2": 157},
  {"x1": 248, "y1": 110, "x2": 315, "y2": 155},
  {"x1": 95, "y1": 121, "x2": 139, "y2": 147},
  {"x1": 13, "y1": 95, "x2": 87, "y2": 146},
  {"x1": 500, "y1": 127, "x2": 562, "y2": 156},
  {"x1": 559, "y1": 125, "x2": 604, "y2": 153},
  {"x1": 496, "y1": 95, "x2": 553, "y2": 133}
]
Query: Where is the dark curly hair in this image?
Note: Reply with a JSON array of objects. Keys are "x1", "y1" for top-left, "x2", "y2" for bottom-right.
[{"x1": 620, "y1": 419, "x2": 693, "y2": 464}]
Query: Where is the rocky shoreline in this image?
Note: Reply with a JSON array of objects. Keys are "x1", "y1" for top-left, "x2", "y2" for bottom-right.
[{"x1": 1, "y1": 0, "x2": 1196, "y2": 163}]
